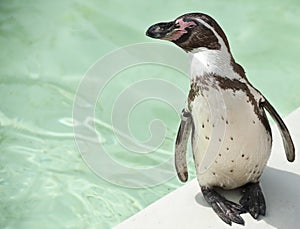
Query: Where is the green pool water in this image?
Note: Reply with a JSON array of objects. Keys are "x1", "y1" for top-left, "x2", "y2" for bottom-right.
[{"x1": 1, "y1": 0, "x2": 300, "y2": 228}]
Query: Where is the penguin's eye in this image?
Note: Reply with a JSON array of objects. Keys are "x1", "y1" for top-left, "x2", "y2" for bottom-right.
[{"x1": 188, "y1": 24, "x2": 196, "y2": 28}]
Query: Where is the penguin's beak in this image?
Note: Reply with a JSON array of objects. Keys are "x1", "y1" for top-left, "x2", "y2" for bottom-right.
[{"x1": 146, "y1": 21, "x2": 178, "y2": 40}]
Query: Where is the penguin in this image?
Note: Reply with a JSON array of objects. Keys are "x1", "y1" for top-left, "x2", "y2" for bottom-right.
[{"x1": 146, "y1": 13, "x2": 295, "y2": 226}]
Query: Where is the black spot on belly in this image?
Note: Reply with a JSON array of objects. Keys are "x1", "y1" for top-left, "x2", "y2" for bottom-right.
[
  {"x1": 230, "y1": 137, "x2": 233, "y2": 141},
  {"x1": 212, "y1": 172, "x2": 216, "y2": 175},
  {"x1": 242, "y1": 154, "x2": 245, "y2": 158},
  {"x1": 230, "y1": 169, "x2": 234, "y2": 173},
  {"x1": 231, "y1": 160, "x2": 234, "y2": 163},
  {"x1": 202, "y1": 123, "x2": 204, "y2": 128},
  {"x1": 205, "y1": 136, "x2": 210, "y2": 140}
]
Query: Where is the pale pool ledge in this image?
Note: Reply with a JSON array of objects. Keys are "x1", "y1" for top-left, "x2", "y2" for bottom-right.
[{"x1": 114, "y1": 107, "x2": 300, "y2": 229}]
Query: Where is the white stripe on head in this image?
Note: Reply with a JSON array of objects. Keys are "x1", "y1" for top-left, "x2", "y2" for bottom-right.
[{"x1": 194, "y1": 18, "x2": 228, "y2": 53}]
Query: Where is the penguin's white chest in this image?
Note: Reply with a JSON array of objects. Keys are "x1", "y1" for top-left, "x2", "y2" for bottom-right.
[{"x1": 190, "y1": 85, "x2": 272, "y2": 189}]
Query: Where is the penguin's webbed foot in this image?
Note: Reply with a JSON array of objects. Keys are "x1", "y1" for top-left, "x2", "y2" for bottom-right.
[
  {"x1": 239, "y1": 182, "x2": 266, "y2": 219},
  {"x1": 201, "y1": 186, "x2": 246, "y2": 226}
]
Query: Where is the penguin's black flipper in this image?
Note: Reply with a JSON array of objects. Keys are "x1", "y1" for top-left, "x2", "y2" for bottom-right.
[
  {"x1": 175, "y1": 109, "x2": 192, "y2": 182},
  {"x1": 261, "y1": 99, "x2": 295, "y2": 162}
]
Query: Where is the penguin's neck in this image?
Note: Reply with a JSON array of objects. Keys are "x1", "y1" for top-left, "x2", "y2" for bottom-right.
[{"x1": 188, "y1": 47, "x2": 242, "y2": 81}]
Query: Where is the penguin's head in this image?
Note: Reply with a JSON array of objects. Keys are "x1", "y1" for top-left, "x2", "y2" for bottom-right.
[{"x1": 146, "y1": 13, "x2": 230, "y2": 52}]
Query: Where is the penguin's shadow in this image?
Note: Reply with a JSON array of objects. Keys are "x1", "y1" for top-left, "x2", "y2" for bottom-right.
[{"x1": 195, "y1": 167, "x2": 300, "y2": 228}]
